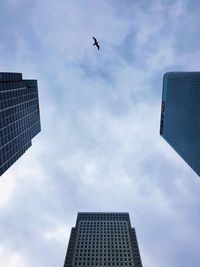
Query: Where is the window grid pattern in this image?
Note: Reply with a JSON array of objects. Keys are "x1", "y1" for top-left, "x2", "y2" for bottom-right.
[
  {"x1": 0, "y1": 73, "x2": 41, "y2": 176},
  {"x1": 160, "y1": 72, "x2": 200, "y2": 176},
  {"x1": 64, "y1": 213, "x2": 143, "y2": 267}
]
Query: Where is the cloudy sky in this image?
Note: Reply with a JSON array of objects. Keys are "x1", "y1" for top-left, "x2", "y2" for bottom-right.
[{"x1": 1, "y1": 0, "x2": 200, "y2": 266}]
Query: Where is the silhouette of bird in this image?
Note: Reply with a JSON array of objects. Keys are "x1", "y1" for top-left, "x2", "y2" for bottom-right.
[{"x1": 92, "y1": 37, "x2": 100, "y2": 50}]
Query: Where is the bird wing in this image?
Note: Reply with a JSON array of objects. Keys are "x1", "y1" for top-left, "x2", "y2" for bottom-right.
[
  {"x1": 93, "y1": 37, "x2": 97, "y2": 42},
  {"x1": 97, "y1": 44, "x2": 100, "y2": 50}
]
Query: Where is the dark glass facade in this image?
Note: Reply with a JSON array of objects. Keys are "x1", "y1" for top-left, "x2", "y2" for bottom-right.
[
  {"x1": 0, "y1": 72, "x2": 41, "y2": 176},
  {"x1": 64, "y1": 212, "x2": 142, "y2": 267},
  {"x1": 160, "y1": 72, "x2": 200, "y2": 176}
]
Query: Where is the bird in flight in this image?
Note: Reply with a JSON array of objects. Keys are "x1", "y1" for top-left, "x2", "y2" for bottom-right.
[{"x1": 92, "y1": 37, "x2": 100, "y2": 50}]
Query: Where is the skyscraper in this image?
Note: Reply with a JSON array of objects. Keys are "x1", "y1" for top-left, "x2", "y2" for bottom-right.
[
  {"x1": 0, "y1": 72, "x2": 41, "y2": 176},
  {"x1": 160, "y1": 72, "x2": 200, "y2": 176},
  {"x1": 64, "y1": 212, "x2": 142, "y2": 267}
]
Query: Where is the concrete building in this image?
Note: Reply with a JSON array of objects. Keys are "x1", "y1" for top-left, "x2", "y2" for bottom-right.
[{"x1": 64, "y1": 212, "x2": 142, "y2": 267}]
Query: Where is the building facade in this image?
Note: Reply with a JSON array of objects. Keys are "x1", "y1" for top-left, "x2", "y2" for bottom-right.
[
  {"x1": 64, "y1": 212, "x2": 142, "y2": 267},
  {"x1": 160, "y1": 72, "x2": 200, "y2": 176},
  {"x1": 0, "y1": 72, "x2": 41, "y2": 176}
]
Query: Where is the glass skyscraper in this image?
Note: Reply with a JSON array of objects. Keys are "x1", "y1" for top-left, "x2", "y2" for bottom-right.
[
  {"x1": 64, "y1": 212, "x2": 142, "y2": 267},
  {"x1": 0, "y1": 72, "x2": 41, "y2": 176},
  {"x1": 160, "y1": 71, "x2": 200, "y2": 176}
]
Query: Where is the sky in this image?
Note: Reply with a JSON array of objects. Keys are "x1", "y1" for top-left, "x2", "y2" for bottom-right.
[{"x1": 0, "y1": 0, "x2": 200, "y2": 266}]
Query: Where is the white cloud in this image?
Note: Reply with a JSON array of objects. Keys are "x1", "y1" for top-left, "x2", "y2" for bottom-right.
[
  {"x1": 0, "y1": 175, "x2": 16, "y2": 207},
  {"x1": 43, "y1": 224, "x2": 70, "y2": 243},
  {"x1": 0, "y1": 246, "x2": 27, "y2": 267},
  {"x1": 1, "y1": 0, "x2": 200, "y2": 267}
]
